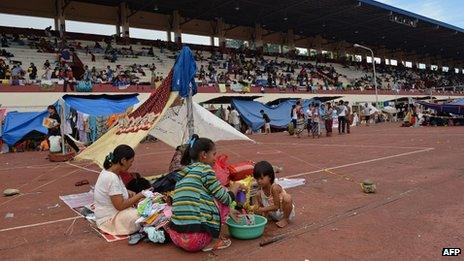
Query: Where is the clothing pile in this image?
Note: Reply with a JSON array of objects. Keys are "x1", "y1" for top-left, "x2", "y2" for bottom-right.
[{"x1": 129, "y1": 192, "x2": 172, "y2": 245}]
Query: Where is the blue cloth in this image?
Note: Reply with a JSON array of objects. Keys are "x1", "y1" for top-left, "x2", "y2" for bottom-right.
[
  {"x1": 2, "y1": 111, "x2": 49, "y2": 146},
  {"x1": 62, "y1": 94, "x2": 139, "y2": 116},
  {"x1": 231, "y1": 99, "x2": 320, "y2": 131},
  {"x1": 171, "y1": 46, "x2": 197, "y2": 98}
]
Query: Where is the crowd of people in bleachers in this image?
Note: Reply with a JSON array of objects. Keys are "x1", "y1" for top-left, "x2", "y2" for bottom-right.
[
  {"x1": 194, "y1": 46, "x2": 464, "y2": 94},
  {"x1": 0, "y1": 27, "x2": 463, "y2": 94}
]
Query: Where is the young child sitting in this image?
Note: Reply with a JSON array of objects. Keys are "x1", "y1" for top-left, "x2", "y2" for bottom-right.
[{"x1": 252, "y1": 161, "x2": 295, "y2": 228}]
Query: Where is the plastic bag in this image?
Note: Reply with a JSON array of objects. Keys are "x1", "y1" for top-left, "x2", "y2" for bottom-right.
[
  {"x1": 228, "y1": 161, "x2": 255, "y2": 181},
  {"x1": 213, "y1": 154, "x2": 230, "y2": 186},
  {"x1": 231, "y1": 176, "x2": 254, "y2": 207}
]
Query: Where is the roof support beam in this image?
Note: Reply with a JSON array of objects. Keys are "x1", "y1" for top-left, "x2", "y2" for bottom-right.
[
  {"x1": 225, "y1": 25, "x2": 239, "y2": 32},
  {"x1": 256, "y1": 0, "x2": 307, "y2": 24},
  {"x1": 180, "y1": 0, "x2": 232, "y2": 26},
  {"x1": 127, "y1": 0, "x2": 153, "y2": 19}
]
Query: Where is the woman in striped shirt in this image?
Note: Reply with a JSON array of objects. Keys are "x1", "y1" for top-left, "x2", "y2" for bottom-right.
[{"x1": 166, "y1": 136, "x2": 243, "y2": 252}]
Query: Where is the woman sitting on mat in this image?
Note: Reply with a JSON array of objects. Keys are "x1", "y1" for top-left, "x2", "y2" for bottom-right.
[
  {"x1": 94, "y1": 144, "x2": 148, "y2": 236},
  {"x1": 166, "y1": 136, "x2": 243, "y2": 252}
]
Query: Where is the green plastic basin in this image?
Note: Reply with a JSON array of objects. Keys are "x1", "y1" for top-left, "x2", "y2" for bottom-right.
[{"x1": 226, "y1": 214, "x2": 267, "y2": 240}]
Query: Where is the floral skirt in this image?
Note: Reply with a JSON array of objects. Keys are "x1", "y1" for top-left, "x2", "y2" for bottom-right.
[{"x1": 165, "y1": 225, "x2": 212, "y2": 252}]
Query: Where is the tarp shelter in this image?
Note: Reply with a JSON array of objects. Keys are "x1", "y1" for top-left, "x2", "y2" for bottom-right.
[
  {"x1": 62, "y1": 94, "x2": 139, "y2": 116},
  {"x1": 232, "y1": 99, "x2": 320, "y2": 131},
  {"x1": 449, "y1": 98, "x2": 464, "y2": 105},
  {"x1": 2, "y1": 111, "x2": 49, "y2": 146},
  {"x1": 1, "y1": 94, "x2": 140, "y2": 147},
  {"x1": 417, "y1": 99, "x2": 464, "y2": 115},
  {"x1": 151, "y1": 101, "x2": 252, "y2": 148}
]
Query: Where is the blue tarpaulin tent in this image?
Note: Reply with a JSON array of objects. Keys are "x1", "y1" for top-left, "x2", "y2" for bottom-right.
[
  {"x1": 62, "y1": 94, "x2": 139, "y2": 116},
  {"x1": 1, "y1": 94, "x2": 140, "y2": 146},
  {"x1": 418, "y1": 98, "x2": 464, "y2": 115},
  {"x1": 449, "y1": 98, "x2": 464, "y2": 105},
  {"x1": 2, "y1": 111, "x2": 49, "y2": 146},
  {"x1": 231, "y1": 99, "x2": 320, "y2": 131}
]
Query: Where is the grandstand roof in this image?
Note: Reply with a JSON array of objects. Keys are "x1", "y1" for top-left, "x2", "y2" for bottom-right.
[{"x1": 74, "y1": 0, "x2": 463, "y2": 62}]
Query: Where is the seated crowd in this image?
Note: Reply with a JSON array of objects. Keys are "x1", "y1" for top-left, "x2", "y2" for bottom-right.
[{"x1": 0, "y1": 28, "x2": 463, "y2": 94}]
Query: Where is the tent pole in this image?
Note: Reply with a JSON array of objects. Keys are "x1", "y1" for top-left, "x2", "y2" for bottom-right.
[
  {"x1": 59, "y1": 99, "x2": 66, "y2": 155},
  {"x1": 186, "y1": 84, "x2": 194, "y2": 139}
]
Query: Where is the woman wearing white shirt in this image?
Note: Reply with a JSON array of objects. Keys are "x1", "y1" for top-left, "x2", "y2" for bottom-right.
[
  {"x1": 229, "y1": 108, "x2": 241, "y2": 131},
  {"x1": 305, "y1": 104, "x2": 313, "y2": 136},
  {"x1": 337, "y1": 100, "x2": 348, "y2": 134},
  {"x1": 94, "y1": 144, "x2": 146, "y2": 235}
]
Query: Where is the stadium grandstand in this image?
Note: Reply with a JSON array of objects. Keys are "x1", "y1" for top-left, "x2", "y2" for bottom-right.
[{"x1": 0, "y1": 0, "x2": 463, "y2": 110}]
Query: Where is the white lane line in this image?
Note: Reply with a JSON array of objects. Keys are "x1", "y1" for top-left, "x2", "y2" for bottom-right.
[
  {"x1": 286, "y1": 147, "x2": 434, "y2": 179},
  {"x1": 0, "y1": 216, "x2": 83, "y2": 233},
  {"x1": 263, "y1": 142, "x2": 431, "y2": 150},
  {"x1": 65, "y1": 162, "x2": 99, "y2": 174}
]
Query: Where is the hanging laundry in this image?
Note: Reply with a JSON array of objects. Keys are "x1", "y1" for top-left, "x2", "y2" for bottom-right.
[
  {"x1": 76, "y1": 112, "x2": 89, "y2": 144},
  {"x1": 88, "y1": 116, "x2": 97, "y2": 143},
  {"x1": 96, "y1": 116, "x2": 109, "y2": 140}
]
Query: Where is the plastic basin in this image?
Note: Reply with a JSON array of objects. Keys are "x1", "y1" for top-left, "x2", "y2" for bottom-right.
[{"x1": 226, "y1": 214, "x2": 267, "y2": 240}]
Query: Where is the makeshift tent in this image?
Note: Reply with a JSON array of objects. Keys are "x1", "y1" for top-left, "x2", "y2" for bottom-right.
[
  {"x1": 2, "y1": 111, "x2": 49, "y2": 146},
  {"x1": 150, "y1": 101, "x2": 252, "y2": 148},
  {"x1": 76, "y1": 46, "x2": 253, "y2": 167},
  {"x1": 1, "y1": 94, "x2": 140, "y2": 147},
  {"x1": 449, "y1": 98, "x2": 464, "y2": 105},
  {"x1": 232, "y1": 99, "x2": 320, "y2": 131},
  {"x1": 417, "y1": 99, "x2": 464, "y2": 115},
  {"x1": 62, "y1": 94, "x2": 139, "y2": 116}
]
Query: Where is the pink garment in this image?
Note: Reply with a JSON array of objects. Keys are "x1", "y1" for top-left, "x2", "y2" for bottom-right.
[
  {"x1": 165, "y1": 226, "x2": 212, "y2": 252},
  {"x1": 0, "y1": 108, "x2": 6, "y2": 123},
  {"x1": 216, "y1": 200, "x2": 230, "y2": 225},
  {"x1": 76, "y1": 112, "x2": 88, "y2": 144},
  {"x1": 163, "y1": 205, "x2": 172, "y2": 218}
]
